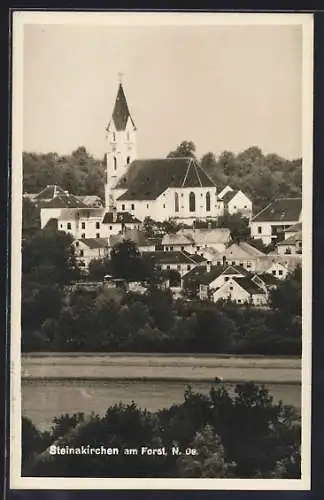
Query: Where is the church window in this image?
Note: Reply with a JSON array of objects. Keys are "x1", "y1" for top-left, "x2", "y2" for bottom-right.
[
  {"x1": 131, "y1": 203, "x2": 135, "y2": 210},
  {"x1": 113, "y1": 132, "x2": 116, "y2": 142},
  {"x1": 81, "y1": 222, "x2": 85, "y2": 229},
  {"x1": 109, "y1": 225, "x2": 112, "y2": 230},
  {"x1": 189, "y1": 192, "x2": 196, "y2": 212},
  {"x1": 163, "y1": 204, "x2": 166, "y2": 209},
  {"x1": 121, "y1": 204, "x2": 125, "y2": 211},
  {"x1": 127, "y1": 156, "x2": 130, "y2": 164},
  {"x1": 206, "y1": 192, "x2": 211, "y2": 212},
  {"x1": 67, "y1": 222, "x2": 71, "y2": 230},
  {"x1": 96, "y1": 222, "x2": 100, "y2": 229},
  {"x1": 113, "y1": 157, "x2": 117, "y2": 170},
  {"x1": 175, "y1": 192, "x2": 179, "y2": 212}
]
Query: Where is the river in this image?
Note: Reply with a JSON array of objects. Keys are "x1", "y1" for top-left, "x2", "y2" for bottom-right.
[{"x1": 21, "y1": 354, "x2": 302, "y2": 430}]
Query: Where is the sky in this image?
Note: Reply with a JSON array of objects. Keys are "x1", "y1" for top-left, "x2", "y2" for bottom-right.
[{"x1": 23, "y1": 19, "x2": 303, "y2": 161}]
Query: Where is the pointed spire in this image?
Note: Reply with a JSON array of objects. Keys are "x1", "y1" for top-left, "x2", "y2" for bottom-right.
[{"x1": 107, "y1": 76, "x2": 136, "y2": 132}]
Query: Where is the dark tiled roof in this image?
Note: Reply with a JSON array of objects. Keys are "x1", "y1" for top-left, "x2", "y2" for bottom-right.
[
  {"x1": 233, "y1": 277, "x2": 266, "y2": 295},
  {"x1": 76, "y1": 238, "x2": 108, "y2": 249},
  {"x1": 200, "y1": 264, "x2": 247, "y2": 285},
  {"x1": 43, "y1": 218, "x2": 58, "y2": 230},
  {"x1": 183, "y1": 265, "x2": 207, "y2": 282},
  {"x1": 35, "y1": 184, "x2": 66, "y2": 200},
  {"x1": 102, "y1": 211, "x2": 141, "y2": 224},
  {"x1": 39, "y1": 194, "x2": 88, "y2": 209},
  {"x1": 277, "y1": 231, "x2": 302, "y2": 245},
  {"x1": 222, "y1": 190, "x2": 238, "y2": 204},
  {"x1": 286, "y1": 222, "x2": 302, "y2": 232},
  {"x1": 116, "y1": 158, "x2": 216, "y2": 201},
  {"x1": 106, "y1": 83, "x2": 136, "y2": 132},
  {"x1": 257, "y1": 273, "x2": 280, "y2": 286},
  {"x1": 145, "y1": 251, "x2": 201, "y2": 265},
  {"x1": 252, "y1": 198, "x2": 302, "y2": 223}
]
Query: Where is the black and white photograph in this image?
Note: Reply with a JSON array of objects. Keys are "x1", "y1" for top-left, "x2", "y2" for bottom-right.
[{"x1": 10, "y1": 11, "x2": 313, "y2": 489}]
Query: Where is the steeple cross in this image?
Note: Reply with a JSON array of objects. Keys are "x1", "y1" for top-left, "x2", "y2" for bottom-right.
[{"x1": 118, "y1": 72, "x2": 124, "y2": 84}]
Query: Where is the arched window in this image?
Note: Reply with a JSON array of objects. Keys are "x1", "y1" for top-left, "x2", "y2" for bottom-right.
[
  {"x1": 175, "y1": 192, "x2": 179, "y2": 212},
  {"x1": 206, "y1": 192, "x2": 211, "y2": 212},
  {"x1": 113, "y1": 132, "x2": 116, "y2": 142},
  {"x1": 189, "y1": 192, "x2": 196, "y2": 212},
  {"x1": 113, "y1": 157, "x2": 117, "y2": 170},
  {"x1": 126, "y1": 156, "x2": 130, "y2": 164}
]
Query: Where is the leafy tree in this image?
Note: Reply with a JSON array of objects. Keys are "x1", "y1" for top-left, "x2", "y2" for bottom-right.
[
  {"x1": 270, "y1": 265, "x2": 302, "y2": 316},
  {"x1": 88, "y1": 257, "x2": 112, "y2": 281},
  {"x1": 22, "y1": 198, "x2": 41, "y2": 239},
  {"x1": 167, "y1": 141, "x2": 196, "y2": 159},
  {"x1": 217, "y1": 213, "x2": 250, "y2": 242},
  {"x1": 110, "y1": 240, "x2": 154, "y2": 281}
]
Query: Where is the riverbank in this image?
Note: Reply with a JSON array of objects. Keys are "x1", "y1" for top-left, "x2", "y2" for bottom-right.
[{"x1": 21, "y1": 353, "x2": 301, "y2": 383}]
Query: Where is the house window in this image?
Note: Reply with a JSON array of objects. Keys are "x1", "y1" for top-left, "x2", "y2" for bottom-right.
[
  {"x1": 163, "y1": 204, "x2": 166, "y2": 209},
  {"x1": 96, "y1": 233, "x2": 100, "y2": 238},
  {"x1": 247, "y1": 262, "x2": 251, "y2": 268},
  {"x1": 177, "y1": 265, "x2": 181, "y2": 270},
  {"x1": 81, "y1": 222, "x2": 85, "y2": 229},
  {"x1": 278, "y1": 270, "x2": 283, "y2": 276},
  {"x1": 244, "y1": 205, "x2": 247, "y2": 209},
  {"x1": 181, "y1": 246, "x2": 185, "y2": 251},
  {"x1": 224, "y1": 277, "x2": 229, "y2": 281},
  {"x1": 258, "y1": 226, "x2": 262, "y2": 234},
  {"x1": 126, "y1": 131, "x2": 130, "y2": 141},
  {"x1": 187, "y1": 265, "x2": 191, "y2": 270},
  {"x1": 170, "y1": 246, "x2": 174, "y2": 251},
  {"x1": 229, "y1": 286, "x2": 233, "y2": 291},
  {"x1": 189, "y1": 192, "x2": 196, "y2": 212},
  {"x1": 175, "y1": 192, "x2": 179, "y2": 212},
  {"x1": 96, "y1": 222, "x2": 100, "y2": 229},
  {"x1": 127, "y1": 156, "x2": 130, "y2": 164},
  {"x1": 232, "y1": 261, "x2": 235, "y2": 265},
  {"x1": 233, "y1": 206, "x2": 237, "y2": 209},
  {"x1": 206, "y1": 192, "x2": 211, "y2": 212},
  {"x1": 75, "y1": 241, "x2": 79, "y2": 247},
  {"x1": 121, "y1": 204, "x2": 125, "y2": 211},
  {"x1": 146, "y1": 204, "x2": 149, "y2": 209},
  {"x1": 81, "y1": 233, "x2": 85, "y2": 239},
  {"x1": 237, "y1": 299, "x2": 242, "y2": 303},
  {"x1": 60, "y1": 224, "x2": 63, "y2": 228},
  {"x1": 67, "y1": 222, "x2": 71, "y2": 230},
  {"x1": 80, "y1": 249, "x2": 84, "y2": 257},
  {"x1": 167, "y1": 265, "x2": 171, "y2": 270},
  {"x1": 272, "y1": 270, "x2": 276, "y2": 275},
  {"x1": 113, "y1": 156, "x2": 117, "y2": 170},
  {"x1": 131, "y1": 204, "x2": 135, "y2": 210}
]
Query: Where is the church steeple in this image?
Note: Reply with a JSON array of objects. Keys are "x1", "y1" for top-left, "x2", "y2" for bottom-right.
[{"x1": 105, "y1": 77, "x2": 137, "y2": 210}]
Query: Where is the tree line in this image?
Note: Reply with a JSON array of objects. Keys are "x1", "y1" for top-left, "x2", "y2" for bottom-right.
[
  {"x1": 21, "y1": 228, "x2": 302, "y2": 355},
  {"x1": 23, "y1": 142, "x2": 302, "y2": 215},
  {"x1": 22, "y1": 381, "x2": 300, "y2": 478}
]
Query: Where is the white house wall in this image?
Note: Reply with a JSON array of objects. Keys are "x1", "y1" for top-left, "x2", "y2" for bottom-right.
[{"x1": 40, "y1": 207, "x2": 63, "y2": 228}]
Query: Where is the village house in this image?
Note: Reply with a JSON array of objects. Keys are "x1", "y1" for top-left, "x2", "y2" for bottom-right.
[
  {"x1": 250, "y1": 198, "x2": 302, "y2": 246},
  {"x1": 211, "y1": 276, "x2": 268, "y2": 307},
  {"x1": 39, "y1": 193, "x2": 88, "y2": 229},
  {"x1": 145, "y1": 250, "x2": 206, "y2": 277},
  {"x1": 255, "y1": 254, "x2": 302, "y2": 280},
  {"x1": 211, "y1": 241, "x2": 266, "y2": 272},
  {"x1": 178, "y1": 227, "x2": 232, "y2": 255},
  {"x1": 72, "y1": 238, "x2": 109, "y2": 270},
  {"x1": 198, "y1": 264, "x2": 249, "y2": 300},
  {"x1": 109, "y1": 227, "x2": 160, "y2": 253},
  {"x1": 76, "y1": 195, "x2": 104, "y2": 208},
  {"x1": 277, "y1": 222, "x2": 302, "y2": 255},
  {"x1": 217, "y1": 185, "x2": 253, "y2": 219}
]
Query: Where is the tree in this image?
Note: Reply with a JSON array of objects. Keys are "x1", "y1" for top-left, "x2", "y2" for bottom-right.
[
  {"x1": 217, "y1": 214, "x2": 250, "y2": 242},
  {"x1": 22, "y1": 229, "x2": 81, "y2": 286},
  {"x1": 270, "y1": 265, "x2": 302, "y2": 316},
  {"x1": 88, "y1": 257, "x2": 112, "y2": 281},
  {"x1": 22, "y1": 198, "x2": 41, "y2": 239},
  {"x1": 167, "y1": 141, "x2": 196, "y2": 159},
  {"x1": 110, "y1": 240, "x2": 154, "y2": 281}
]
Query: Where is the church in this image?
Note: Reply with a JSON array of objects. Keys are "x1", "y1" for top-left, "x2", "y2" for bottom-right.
[
  {"x1": 40, "y1": 79, "x2": 222, "y2": 240},
  {"x1": 104, "y1": 79, "x2": 219, "y2": 224}
]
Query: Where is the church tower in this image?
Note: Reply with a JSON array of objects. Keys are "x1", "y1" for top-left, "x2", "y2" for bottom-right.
[{"x1": 105, "y1": 76, "x2": 137, "y2": 210}]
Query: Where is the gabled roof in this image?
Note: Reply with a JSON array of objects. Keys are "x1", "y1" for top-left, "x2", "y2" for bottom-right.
[
  {"x1": 39, "y1": 193, "x2": 88, "y2": 209},
  {"x1": 233, "y1": 277, "x2": 266, "y2": 295},
  {"x1": 35, "y1": 184, "x2": 66, "y2": 200},
  {"x1": 162, "y1": 233, "x2": 193, "y2": 246},
  {"x1": 218, "y1": 185, "x2": 233, "y2": 200},
  {"x1": 144, "y1": 250, "x2": 204, "y2": 265},
  {"x1": 102, "y1": 211, "x2": 141, "y2": 224},
  {"x1": 256, "y1": 273, "x2": 280, "y2": 286},
  {"x1": 109, "y1": 228, "x2": 151, "y2": 248},
  {"x1": 255, "y1": 254, "x2": 302, "y2": 273},
  {"x1": 222, "y1": 190, "x2": 239, "y2": 204},
  {"x1": 277, "y1": 231, "x2": 302, "y2": 245},
  {"x1": 43, "y1": 218, "x2": 58, "y2": 230},
  {"x1": 252, "y1": 198, "x2": 302, "y2": 223},
  {"x1": 115, "y1": 158, "x2": 216, "y2": 201},
  {"x1": 75, "y1": 238, "x2": 108, "y2": 249},
  {"x1": 224, "y1": 242, "x2": 265, "y2": 259},
  {"x1": 76, "y1": 195, "x2": 104, "y2": 207},
  {"x1": 106, "y1": 83, "x2": 136, "y2": 132},
  {"x1": 180, "y1": 227, "x2": 231, "y2": 246},
  {"x1": 200, "y1": 264, "x2": 248, "y2": 285},
  {"x1": 285, "y1": 222, "x2": 302, "y2": 233}
]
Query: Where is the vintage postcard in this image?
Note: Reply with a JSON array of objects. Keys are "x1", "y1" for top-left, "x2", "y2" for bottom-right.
[{"x1": 10, "y1": 10, "x2": 313, "y2": 490}]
